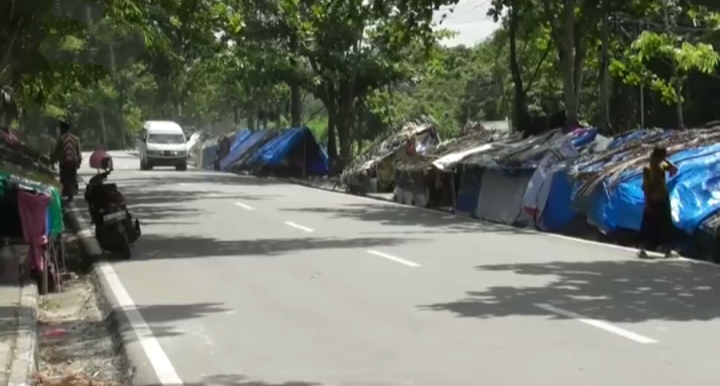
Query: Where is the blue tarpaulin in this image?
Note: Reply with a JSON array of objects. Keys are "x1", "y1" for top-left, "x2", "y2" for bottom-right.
[
  {"x1": 230, "y1": 129, "x2": 252, "y2": 152},
  {"x1": 248, "y1": 127, "x2": 328, "y2": 175},
  {"x1": 578, "y1": 142, "x2": 720, "y2": 234},
  {"x1": 538, "y1": 170, "x2": 577, "y2": 232},
  {"x1": 220, "y1": 130, "x2": 276, "y2": 171},
  {"x1": 570, "y1": 127, "x2": 598, "y2": 148}
]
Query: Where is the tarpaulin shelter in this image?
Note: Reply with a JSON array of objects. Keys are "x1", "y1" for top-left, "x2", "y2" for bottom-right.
[
  {"x1": 567, "y1": 127, "x2": 720, "y2": 235},
  {"x1": 246, "y1": 127, "x2": 328, "y2": 177},
  {"x1": 456, "y1": 127, "x2": 598, "y2": 226},
  {"x1": 521, "y1": 128, "x2": 599, "y2": 231},
  {"x1": 224, "y1": 129, "x2": 279, "y2": 171},
  {"x1": 229, "y1": 129, "x2": 252, "y2": 152},
  {"x1": 342, "y1": 119, "x2": 440, "y2": 193},
  {"x1": 219, "y1": 129, "x2": 270, "y2": 171},
  {"x1": 578, "y1": 139, "x2": 720, "y2": 234},
  {"x1": 200, "y1": 142, "x2": 218, "y2": 169}
]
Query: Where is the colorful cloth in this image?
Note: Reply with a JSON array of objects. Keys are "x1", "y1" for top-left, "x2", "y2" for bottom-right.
[{"x1": 17, "y1": 189, "x2": 51, "y2": 272}]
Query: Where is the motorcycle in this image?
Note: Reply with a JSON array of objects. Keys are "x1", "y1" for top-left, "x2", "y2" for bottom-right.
[{"x1": 84, "y1": 151, "x2": 141, "y2": 259}]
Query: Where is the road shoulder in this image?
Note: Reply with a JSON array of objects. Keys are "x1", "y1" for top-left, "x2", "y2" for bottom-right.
[{"x1": 63, "y1": 202, "x2": 164, "y2": 386}]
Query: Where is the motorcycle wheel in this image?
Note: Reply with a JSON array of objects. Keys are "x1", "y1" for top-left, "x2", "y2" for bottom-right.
[{"x1": 118, "y1": 227, "x2": 132, "y2": 259}]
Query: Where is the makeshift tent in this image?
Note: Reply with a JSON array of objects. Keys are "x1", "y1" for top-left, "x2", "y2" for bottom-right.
[
  {"x1": 342, "y1": 119, "x2": 440, "y2": 192},
  {"x1": 246, "y1": 127, "x2": 328, "y2": 177},
  {"x1": 569, "y1": 127, "x2": 720, "y2": 235},
  {"x1": 200, "y1": 143, "x2": 218, "y2": 169},
  {"x1": 522, "y1": 136, "x2": 578, "y2": 220},
  {"x1": 581, "y1": 141, "x2": 720, "y2": 234},
  {"x1": 474, "y1": 168, "x2": 533, "y2": 225},
  {"x1": 456, "y1": 167, "x2": 482, "y2": 214},
  {"x1": 219, "y1": 129, "x2": 274, "y2": 171},
  {"x1": 186, "y1": 131, "x2": 202, "y2": 153},
  {"x1": 229, "y1": 129, "x2": 252, "y2": 152},
  {"x1": 536, "y1": 170, "x2": 577, "y2": 232},
  {"x1": 226, "y1": 130, "x2": 279, "y2": 171}
]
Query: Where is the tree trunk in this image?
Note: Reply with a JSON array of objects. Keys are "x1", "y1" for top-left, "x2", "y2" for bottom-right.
[
  {"x1": 508, "y1": 1, "x2": 531, "y2": 134},
  {"x1": 289, "y1": 34, "x2": 302, "y2": 127},
  {"x1": 326, "y1": 113, "x2": 340, "y2": 175},
  {"x1": 675, "y1": 79, "x2": 684, "y2": 128},
  {"x1": 598, "y1": 0, "x2": 610, "y2": 133},
  {"x1": 337, "y1": 96, "x2": 353, "y2": 164},
  {"x1": 560, "y1": 0, "x2": 578, "y2": 124}
]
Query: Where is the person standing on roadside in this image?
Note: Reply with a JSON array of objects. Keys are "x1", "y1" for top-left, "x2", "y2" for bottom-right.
[
  {"x1": 53, "y1": 121, "x2": 82, "y2": 201},
  {"x1": 638, "y1": 146, "x2": 678, "y2": 258}
]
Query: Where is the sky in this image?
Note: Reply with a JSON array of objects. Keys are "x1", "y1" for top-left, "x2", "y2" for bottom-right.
[{"x1": 432, "y1": 0, "x2": 500, "y2": 47}]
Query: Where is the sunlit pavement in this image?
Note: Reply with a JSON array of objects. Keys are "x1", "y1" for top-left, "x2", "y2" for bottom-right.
[{"x1": 76, "y1": 151, "x2": 720, "y2": 386}]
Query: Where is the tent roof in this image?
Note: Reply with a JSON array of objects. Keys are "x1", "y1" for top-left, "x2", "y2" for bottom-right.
[
  {"x1": 219, "y1": 129, "x2": 277, "y2": 171},
  {"x1": 249, "y1": 127, "x2": 328, "y2": 174}
]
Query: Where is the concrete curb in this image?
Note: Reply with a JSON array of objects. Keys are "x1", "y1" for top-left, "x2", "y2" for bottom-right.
[
  {"x1": 62, "y1": 204, "x2": 160, "y2": 386},
  {"x1": 7, "y1": 282, "x2": 38, "y2": 386}
]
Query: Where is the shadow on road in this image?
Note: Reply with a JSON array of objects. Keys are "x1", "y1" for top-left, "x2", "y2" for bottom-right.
[
  {"x1": 111, "y1": 172, "x2": 291, "y2": 189},
  {"x1": 141, "y1": 374, "x2": 320, "y2": 386},
  {"x1": 281, "y1": 202, "x2": 537, "y2": 235},
  {"x1": 131, "y1": 302, "x2": 230, "y2": 339},
  {"x1": 44, "y1": 302, "x2": 230, "y2": 345},
  {"x1": 129, "y1": 234, "x2": 418, "y2": 260},
  {"x1": 418, "y1": 259, "x2": 720, "y2": 323}
]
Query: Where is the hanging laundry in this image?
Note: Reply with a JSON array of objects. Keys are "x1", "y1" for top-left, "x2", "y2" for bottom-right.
[{"x1": 17, "y1": 189, "x2": 51, "y2": 273}]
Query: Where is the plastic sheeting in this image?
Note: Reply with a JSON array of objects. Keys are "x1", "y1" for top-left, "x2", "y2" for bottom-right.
[
  {"x1": 581, "y1": 142, "x2": 720, "y2": 234},
  {"x1": 523, "y1": 138, "x2": 578, "y2": 217},
  {"x1": 248, "y1": 127, "x2": 329, "y2": 175},
  {"x1": 474, "y1": 169, "x2": 532, "y2": 225},
  {"x1": 219, "y1": 130, "x2": 274, "y2": 171},
  {"x1": 433, "y1": 144, "x2": 494, "y2": 171},
  {"x1": 457, "y1": 168, "x2": 482, "y2": 214},
  {"x1": 229, "y1": 129, "x2": 252, "y2": 152},
  {"x1": 200, "y1": 143, "x2": 218, "y2": 169},
  {"x1": 186, "y1": 131, "x2": 204, "y2": 153},
  {"x1": 537, "y1": 171, "x2": 577, "y2": 231}
]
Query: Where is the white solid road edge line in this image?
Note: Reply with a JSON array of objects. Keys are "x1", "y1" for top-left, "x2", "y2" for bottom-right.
[
  {"x1": 234, "y1": 202, "x2": 254, "y2": 210},
  {"x1": 534, "y1": 303, "x2": 658, "y2": 344},
  {"x1": 98, "y1": 262, "x2": 183, "y2": 385},
  {"x1": 284, "y1": 221, "x2": 315, "y2": 232},
  {"x1": 367, "y1": 250, "x2": 421, "y2": 267}
]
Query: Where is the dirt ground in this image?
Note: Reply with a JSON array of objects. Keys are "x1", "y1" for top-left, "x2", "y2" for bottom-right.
[{"x1": 34, "y1": 235, "x2": 129, "y2": 386}]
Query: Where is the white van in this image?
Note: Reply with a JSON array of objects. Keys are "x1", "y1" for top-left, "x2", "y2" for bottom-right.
[{"x1": 137, "y1": 120, "x2": 188, "y2": 171}]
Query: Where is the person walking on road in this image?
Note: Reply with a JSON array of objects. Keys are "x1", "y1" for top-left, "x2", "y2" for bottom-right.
[
  {"x1": 52, "y1": 121, "x2": 82, "y2": 202},
  {"x1": 638, "y1": 145, "x2": 678, "y2": 258}
]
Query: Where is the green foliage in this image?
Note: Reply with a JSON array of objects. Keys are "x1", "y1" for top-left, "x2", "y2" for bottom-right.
[
  {"x1": 612, "y1": 31, "x2": 719, "y2": 104},
  {"x1": 4, "y1": 0, "x2": 720, "y2": 156}
]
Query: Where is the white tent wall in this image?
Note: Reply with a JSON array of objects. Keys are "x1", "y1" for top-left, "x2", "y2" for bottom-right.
[{"x1": 474, "y1": 169, "x2": 533, "y2": 225}]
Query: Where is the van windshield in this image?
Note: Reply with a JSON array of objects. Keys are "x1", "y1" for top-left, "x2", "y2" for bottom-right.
[{"x1": 148, "y1": 133, "x2": 185, "y2": 144}]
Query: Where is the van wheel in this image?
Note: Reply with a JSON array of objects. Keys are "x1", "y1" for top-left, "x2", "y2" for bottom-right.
[{"x1": 176, "y1": 163, "x2": 187, "y2": 171}]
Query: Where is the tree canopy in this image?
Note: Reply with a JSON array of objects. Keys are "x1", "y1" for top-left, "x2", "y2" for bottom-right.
[{"x1": 3, "y1": 0, "x2": 720, "y2": 169}]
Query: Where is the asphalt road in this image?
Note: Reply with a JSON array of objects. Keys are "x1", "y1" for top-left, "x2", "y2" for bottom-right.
[{"x1": 78, "y1": 151, "x2": 720, "y2": 386}]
